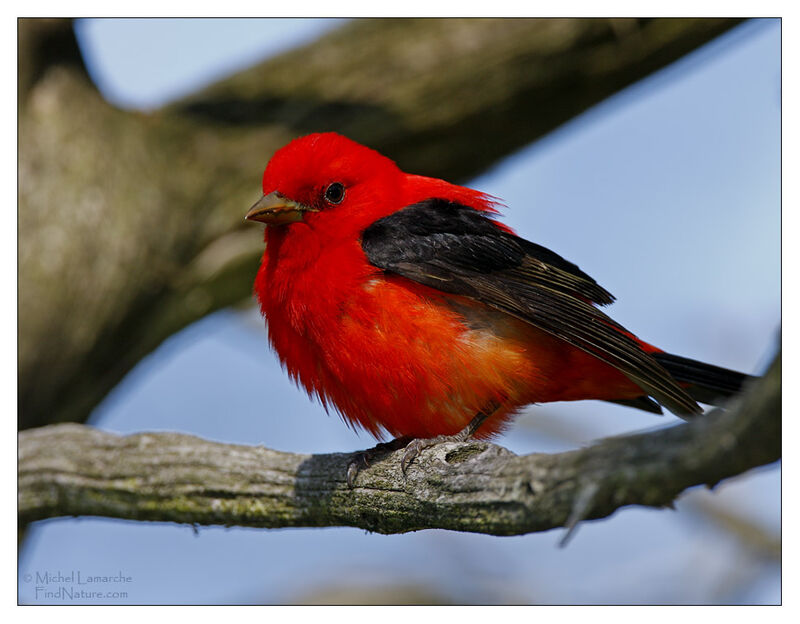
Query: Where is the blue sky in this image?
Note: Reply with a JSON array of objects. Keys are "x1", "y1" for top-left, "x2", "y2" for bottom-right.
[
  {"x1": 75, "y1": 18, "x2": 343, "y2": 110},
  {"x1": 19, "y1": 18, "x2": 780, "y2": 605}
]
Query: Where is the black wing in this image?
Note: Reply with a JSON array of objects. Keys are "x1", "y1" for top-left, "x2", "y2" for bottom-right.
[{"x1": 361, "y1": 199, "x2": 701, "y2": 417}]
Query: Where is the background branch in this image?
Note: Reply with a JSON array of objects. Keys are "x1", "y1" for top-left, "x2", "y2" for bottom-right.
[
  {"x1": 18, "y1": 351, "x2": 780, "y2": 536},
  {"x1": 19, "y1": 18, "x2": 743, "y2": 431}
]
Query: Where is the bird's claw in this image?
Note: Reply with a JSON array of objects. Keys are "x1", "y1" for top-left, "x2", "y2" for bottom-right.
[
  {"x1": 401, "y1": 438, "x2": 429, "y2": 474},
  {"x1": 347, "y1": 416, "x2": 486, "y2": 484},
  {"x1": 400, "y1": 435, "x2": 452, "y2": 474},
  {"x1": 346, "y1": 436, "x2": 411, "y2": 487},
  {"x1": 346, "y1": 452, "x2": 370, "y2": 488},
  {"x1": 399, "y1": 412, "x2": 489, "y2": 474}
]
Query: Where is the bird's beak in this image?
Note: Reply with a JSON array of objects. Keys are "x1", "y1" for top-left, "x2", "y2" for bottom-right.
[{"x1": 245, "y1": 191, "x2": 316, "y2": 226}]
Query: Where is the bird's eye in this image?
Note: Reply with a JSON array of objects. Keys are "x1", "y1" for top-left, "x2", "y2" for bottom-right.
[{"x1": 324, "y1": 182, "x2": 345, "y2": 205}]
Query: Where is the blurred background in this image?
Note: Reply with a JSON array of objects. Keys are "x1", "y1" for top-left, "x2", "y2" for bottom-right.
[{"x1": 18, "y1": 18, "x2": 780, "y2": 604}]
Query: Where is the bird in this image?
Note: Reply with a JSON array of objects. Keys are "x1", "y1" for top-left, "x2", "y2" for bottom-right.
[{"x1": 246, "y1": 132, "x2": 750, "y2": 484}]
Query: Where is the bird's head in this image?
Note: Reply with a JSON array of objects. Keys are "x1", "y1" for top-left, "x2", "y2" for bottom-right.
[{"x1": 246, "y1": 133, "x2": 404, "y2": 229}]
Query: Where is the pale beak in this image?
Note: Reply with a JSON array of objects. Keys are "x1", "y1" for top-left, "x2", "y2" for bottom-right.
[{"x1": 245, "y1": 191, "x2": 316, "y2": 226}]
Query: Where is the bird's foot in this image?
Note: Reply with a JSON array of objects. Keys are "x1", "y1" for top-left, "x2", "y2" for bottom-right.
[
  {"x1": 346, "y1": 411, "x2": 492, "y2": 486},
  {"x1": 400, "y1": 430, "x2": 473, "y2": 474},
  {"x1": 346, "y1": 436, "x2": 411, "y2": 487}
]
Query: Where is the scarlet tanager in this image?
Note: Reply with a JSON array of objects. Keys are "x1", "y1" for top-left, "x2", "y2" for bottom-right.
[{"x1": 246, "y1": 133, "x2": 749, "y2": 482}]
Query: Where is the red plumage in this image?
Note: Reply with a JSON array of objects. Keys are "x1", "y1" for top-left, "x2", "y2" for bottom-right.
[{"x1": 248, "y1": 132, "x2": 745, "y2": 443}]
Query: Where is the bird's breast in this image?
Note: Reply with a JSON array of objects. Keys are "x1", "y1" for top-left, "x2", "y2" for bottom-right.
[
  {"x1": 259, "y1": 250, "x2": 546, "y2": 438},
  {"x1": 257, "y1": 241, "x2": 642, "y2": 439}
]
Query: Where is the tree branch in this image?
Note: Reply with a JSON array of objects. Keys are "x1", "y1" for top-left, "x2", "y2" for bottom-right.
[{"x1": 18, "y1": 352, "x2": 780, "y2": 536}]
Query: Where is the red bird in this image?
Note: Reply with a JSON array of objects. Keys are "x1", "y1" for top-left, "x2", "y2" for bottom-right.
[{"x1": 246, "y1": 133, "x2": 748, "y2": 482}]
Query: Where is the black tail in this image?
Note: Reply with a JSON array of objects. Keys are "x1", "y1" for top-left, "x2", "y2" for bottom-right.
[{"x1": 653, "y1": 352, "x2": 753, "y2": 407}]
